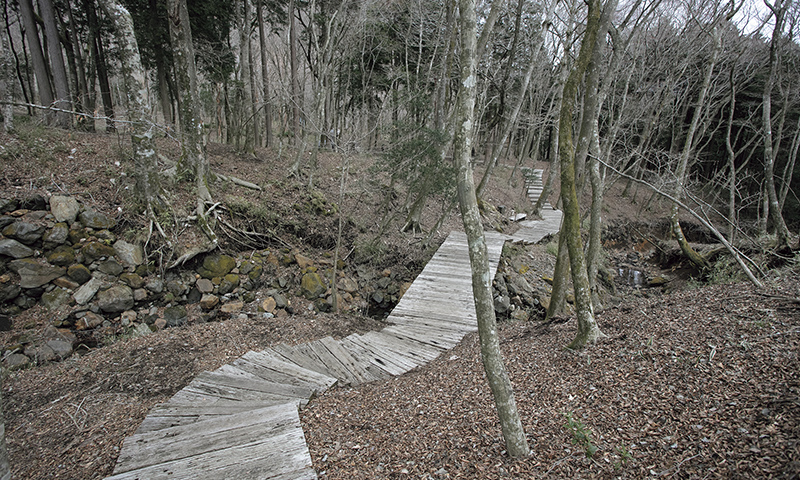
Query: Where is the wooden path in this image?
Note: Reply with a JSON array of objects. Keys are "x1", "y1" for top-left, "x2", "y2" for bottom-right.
[{"x1": 106, "y1": 170, "x2": 561, "y2": 480}]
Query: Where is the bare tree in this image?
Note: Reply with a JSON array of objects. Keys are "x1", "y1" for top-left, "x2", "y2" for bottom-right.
[
  {"x1": 167, "y1": 0, "x2": 216, "y2": 245},
  {"x1": 558, "y1": 0, "x2": 605, "y2": 349},
  {"x1": 95, "y1": 0, "x2": 160, "y2": 215},
  {"x1": 18, "y1": 0, "x2": 54, "y2": 122},
  {"x1": 454, "y1": 0, "x2": 530, "y2": 457},
  {"x1": 0, "y1": 22, "x2": 13, "y2": 132},
  {"x1": 39, "y1": 0, "x2": 71, "y2": 127},
  {"x1": 761, "y1": 0, "x2": 793, "y2": 245}
]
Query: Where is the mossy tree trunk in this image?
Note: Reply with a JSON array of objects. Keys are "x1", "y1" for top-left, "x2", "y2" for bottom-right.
[
  {"x1": 558, "y1": 0, "x2": 604, "y2": 350},
  {"x1": 454, "y1": 0, "x2": 529, "y2": 458},
  {"x1": 0, "y1": 30, "x2": 13, "y2": 133},
  {"x1": 167, "y1": 0, "x2": 212, "y2": 205},
  {"x1": 762, "y1": 0, "x2": 792, "y2": 246},
  {"x1": 96, "y1": 0, "x2": 161, "y2": 215}
]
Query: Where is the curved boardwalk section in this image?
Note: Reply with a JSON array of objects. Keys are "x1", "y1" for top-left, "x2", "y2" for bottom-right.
[{"x1": 106, "y1": 171, "x2": 561, "y2": 480}]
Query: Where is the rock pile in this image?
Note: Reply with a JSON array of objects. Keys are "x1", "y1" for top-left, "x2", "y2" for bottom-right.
[{"x1": 0, "y1": 195, "x2": 407, "y2": 370}]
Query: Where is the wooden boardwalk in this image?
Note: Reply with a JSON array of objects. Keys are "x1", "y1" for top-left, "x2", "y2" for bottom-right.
[{"x1": 106, "y1": 170, "x2": 561, "y2": 480}]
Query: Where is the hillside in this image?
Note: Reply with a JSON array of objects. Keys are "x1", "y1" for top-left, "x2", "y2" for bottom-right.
[{"x1": 0, "y1": 122, "x2": 798, "y2": 479}]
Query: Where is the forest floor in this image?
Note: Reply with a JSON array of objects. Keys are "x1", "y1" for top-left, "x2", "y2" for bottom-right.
[{"x1": 0, "y1": 120, "x2": 798, "y2": 479}]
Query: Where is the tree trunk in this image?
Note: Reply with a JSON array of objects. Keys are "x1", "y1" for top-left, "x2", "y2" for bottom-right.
[
  {"x1": 289, "y1": 0, "x2": 300, "y2": 142},
  {"x1": 167, "y1": 0, "x2": 212, "y2": 201},
  {"x1": 18, "y1": 0, "x2": 54, "y2": 122},
  {"x1": 559, "y1": 0, "x2": 604, "y2": 350},
  {"x1": 85, "y1": 0, "x2": 115, "y2": 131},
  {"x1": 0, "y1": 13, "x2": 12, "y2": 132},
  {"x1": 65, "y1": 0, "x2": 92, "y2": 126},
  {"x1": 454, "y1": 0, "x2": 529, "y2": 458},
  {"x1": 95, "y1": 0, "x2": 159, "y2": 213},
  {"x1": 39, "y1": 0, "x2": 71, "y2": 127},
  {"x1": 257, "y1": 0, "x2": 272, "y2": 147},
  {"x1": 669, "y1": 25, "x2": 723, "y2": 271},
  {"x1": 762, "y1": 0, "x2": 792, "y2": 245},
  {"x1": 238, "y1": 0, "x2": 255, "y2": 153}
]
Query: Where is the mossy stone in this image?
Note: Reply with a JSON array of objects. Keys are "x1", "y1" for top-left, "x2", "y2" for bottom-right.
[
  {"x1": 301, "y1": 272, "x2": 326, "y2": 299},
  {"x1": 46, "y1": 246, "x2": 76, "y2": 267},
  {"x1": 198, "y1": 254, "x2": 236, "y2": 279}
]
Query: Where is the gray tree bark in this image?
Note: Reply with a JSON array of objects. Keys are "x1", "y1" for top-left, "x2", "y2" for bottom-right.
[
  {"x1": 762, "y1": 0, "x2": 792, "y2": 245},
  {"x1": 95, "y1": 0, "x2": 160, "y2": 214},
  {"x1": 257, "y1": 0, "x2": 273, "y2": 147},
  {"x1": 18, "y1": 0, "x2": 54, "y2": 122},
  {"x1": 39, "y1": 0, "x2": 71, "y2": 127},
  {"x1": 454, "y1": 0, "x2": 530, "y2": 458},
  {"x1": 559, "y1": 0, "x2": 604, "y2": 350},
  {"x1": 238, "y1": 0, "x2": 255, "y2": 153},
  {"x1": 1, "y1": 26, "x2": 13, "y2": 132},
  {"x1": 167, "y1": 0, "x2": 214, "y2": 233}
]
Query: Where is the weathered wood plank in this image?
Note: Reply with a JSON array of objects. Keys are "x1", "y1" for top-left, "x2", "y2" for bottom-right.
[
  {"x1": 317, "y1": 336, "x2": 387, "y2": 384},
  {"x1": 232, "y1": 354, "x2": 338, "y2": 393},
  {"x1": 339, "y1": 335, "x2": 415, "y2": 376},
  {"x1": 361, "y1": 331, "x2": 443, "y2": 363},
  {"x1": 108, "y1": 405, "x2": 315, "y2": 480}
]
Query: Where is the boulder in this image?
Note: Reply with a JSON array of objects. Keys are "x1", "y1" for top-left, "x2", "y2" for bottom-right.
[
  {"x1": 8, "y1": 259, "x2": 66, "y2": 288},
  {"x1": 49, "y1": 196, "x2": 80, "y2": 223},
  {"x1": 261, "y1": 296, "x2": 276, "y2": 313},
  {"x1": 81, "y1": 241, "x2": 116, "y2": 262},
  {"x1": 2, "y1": 221, "x2": 45, "y2": 244},
  {"x1": 295, "y1": 253, "x2": 314, "y2": 269},
  {"x1": 97, "y1": 285, "x2": 134, "y2": 313},
  {"x1": 198, "y1": 254, "x2": 236, "y2": 279},
  {"x1": 0, "y1": 238, "x2": 34, "y2": 258},
  {"x1": 97, "y1": 259, "x2": 123, "y2": 276},
  {"x1": 200, "y1": 294, "x2": 220, "y2": 311},
  {"x1": 272, "y1": 292, "x2": 289, "y2": 309},
  {"x1": 337, "y1": 277, "x2": 358, "y2": 293},
  {"x1": 40, "y1": 288, "x2": 71, "y2": 310},
  {"x1": 494, "y1": 295, "x2": 511, "y2": 314},
  {"x1": 0, "y1": 284, "x2": 21, "y2": 303},
  {"x1": 113, "y1": 240, "x2": 144, "y2": 267},
  {"x1": 73, "y1": 276, "x2": 103, "y2": 305},
  {"x1": 74, "y1": 311, "x2": 104, "y2": 330},
  {"x1": 119, "y1": 272, "x2": 145, "y2": 289},
  {"x1": 217, "y1": 274, "x2": 239, "y2": 295},
  {"x1": 3, "y1": 353, "x2": 30, "y2": 370},
  {"x1": 196, "y1": 278, "x2": 214, "y2": 293},
  {"x1": 0, "y1": 198, "x2": 18, "y2": 213},
  {"x1": 220, "y1": 301, "x2": 244, "y2": 314},
  {"x1": 78, "y1": 209, "x2": 116, "y2": 229},
  {"x1": 145, "y1": 278, "x2": 164, "y2": 293},
  {"x1": 301, "y1": 272, "x2": 327, "y2": 299},
  {"x1": 42, "y1": 222, "x2": 69, "y2": 246},
  {"x1": 52, "y1": 277, "x2": 80, "y2": 290},
  {"x1": 0, "y1": 314, "x2": 11, "y2": 331},
  {"x1": 46, "y1": 245, "x2": 76, "y2": 266},
  {"x1": 67, "y1": 264, "x2": 92, "y2": 284},
  {"x1": 164, "y1": 305, "x2": 188, "y2": 327}
]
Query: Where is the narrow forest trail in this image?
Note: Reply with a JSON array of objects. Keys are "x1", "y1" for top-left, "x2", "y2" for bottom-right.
[{"x1": 105, "y1": 170, "x2": 561, "y2": 480}]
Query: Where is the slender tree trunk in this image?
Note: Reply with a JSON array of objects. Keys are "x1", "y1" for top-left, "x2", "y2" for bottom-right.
[
  {"x1": 1, "y1": 22, "x2": 13, "y2": 132},
  {"x1": 762, "y1": 0, "x2": 792, "y2": 245},
  {"x1": 289, "y1": 0, "x2": 300, "y2": 142},
  {"x1": 65, "y1": 0, "x2": 91, "y2": 127},
  {"x1": 39, "y1": 0, "x2": 71, "y2": 127},
  {"x1": 669, "y1": 26, "x2": 722, "y2": 270},
  {"x1": 257, "y1": 0, "x2": 272, "y2": 147},
  {"x1": 725, "y1": 71, "x2": 737, "y2": 242},
  {"x1": 3, "y1": 5, "x2": 32, "y2": 114},
  {"x1": 559, "y1": 0, "x2": 604, "y2": 350},
  {"x1": 95, "y1": 0, "x2": 159, "y2": 213},
  {"x1": 454, "y1": 0, "x2": 530, "y2": 458},
  {"x1": 238, "y1": 0, "x2": 255, "y2": 153},
  {"x1": 18, "y1": 0, "x2": 54, "y2": 122},
  {"x1": 85, "y1": 0, "x2": 115, "y2": 131}
]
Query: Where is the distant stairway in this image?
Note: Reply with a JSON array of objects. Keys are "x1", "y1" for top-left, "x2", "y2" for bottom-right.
[{"x1": 106, "y1": 176, "x2": 562, "y2": 479}]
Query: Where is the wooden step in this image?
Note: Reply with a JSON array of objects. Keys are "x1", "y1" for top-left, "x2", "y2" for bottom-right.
[
  {"x1": 108, "y1": 404, "x2": 316, "y2": 480},
  {"x1": 235, "y1": 351, "x2": 339, "y2": 391}
]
